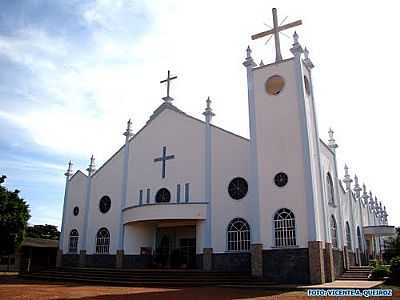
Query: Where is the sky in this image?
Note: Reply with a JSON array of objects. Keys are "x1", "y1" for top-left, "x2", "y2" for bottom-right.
[{"x1": 0, "y1": 0, "x2": 399, "y2": 228}]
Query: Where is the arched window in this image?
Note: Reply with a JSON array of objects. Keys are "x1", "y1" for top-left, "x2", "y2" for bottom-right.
[
  {"x1": 330, "y1": 215, "x2": 338, "y2": 248},
  {"x1": 68, "y1": 229, "x2": 79, "y2": 253},
  {"x1": 96, "y1": 228, "x2": 110, "y2": 254},
  {"x1": 346, "y1": 221, "x2": 352, "y2": 249},
  {"x1": 326, "y1": 172, "x2": 335, "y2": 204},
  {"x1": 274, "y1": 208, "x2": 296, "y2": 247},
  {"x1": 227, "y1": 218, "x2": 250, "y2": 252},
  {"x1": 357, "y1": 226, "x2": 362, "y2": 250}
]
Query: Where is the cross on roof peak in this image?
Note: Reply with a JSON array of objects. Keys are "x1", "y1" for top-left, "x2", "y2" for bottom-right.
[
  {"x1": 160, "y1": 70, "x2": 178, "y2": 102},
  {"x1": 252, "y1": 8, "x2": 302, "y2": 62}
]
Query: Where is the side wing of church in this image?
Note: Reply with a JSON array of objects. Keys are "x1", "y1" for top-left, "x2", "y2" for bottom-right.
[{"x1": 56, "y1": 9, "x2": 394, "y2": 284}]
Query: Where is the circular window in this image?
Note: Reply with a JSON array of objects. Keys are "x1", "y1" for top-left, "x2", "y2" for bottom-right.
[
  {"x1": 155, "y1": 188, "x2": 171, "y2": 203},
  {"x1": 228, "y1": 177, "x2": 248, "y2": 200},
  {"x1": 99, "y1": 195, "x2": 111, "y2": 213},
  {"x1": 304, "y1": 76, "x2": 311, "y2": 95},
  {"x1": 73, "y1": 206, "x2": 79, "y2": 216},
  {"x1": 274, "y1": 172, "x2": 288, "y2": 187},
  {"x1": 266, "y1": 75, "x2": 285, "y2": 95}
]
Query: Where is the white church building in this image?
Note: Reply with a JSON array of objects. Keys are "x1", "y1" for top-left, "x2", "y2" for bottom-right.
[{"x1": 57, "y1": 9, "x2": 394, "y2": 284}]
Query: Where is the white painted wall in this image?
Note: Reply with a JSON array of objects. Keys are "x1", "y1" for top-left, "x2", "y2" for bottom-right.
[{"x1": 62, "y1": 171, "x2": 87, "y2": 253}]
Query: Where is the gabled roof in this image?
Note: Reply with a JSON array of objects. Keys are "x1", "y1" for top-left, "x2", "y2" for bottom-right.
[{"x1": 91, "y1": 101, "x2": 249, "y2": 178}]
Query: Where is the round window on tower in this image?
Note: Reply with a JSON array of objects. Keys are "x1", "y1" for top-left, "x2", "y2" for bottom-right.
[
  {"x1": 265, "y1": 75, "x2": 285, "y2": 95},
  {"x1": 304, "y1": 76, "x2": 311, "y2": 95}
]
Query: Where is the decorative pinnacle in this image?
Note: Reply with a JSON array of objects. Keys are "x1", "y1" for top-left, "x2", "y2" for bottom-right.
[
  {"x1": 123, "y1": 118, "x2": 133, "y2": 138},
  {"x1": 65, "y1": 161, "x2": 73, "y2": 177},
  {"x1": 243, "y1": 46, "x2": 256, "y2": 68},
  {"x1": 369, "y1": 191, "x2": 375, "y2": 211},
  {"x1": 303, "y1": 47, "x2": 314, "y2": 69},
  {"x1": 353, "y1": 174, "x2": 362, "y2": 198},
  {"x1": 290, "y1": 31, "x2": 303, "y2": 56},
  {"x1": 328, "y1": 128, "x2": 338, "y2": 150},
  {"x1": 87, "y1": 155, "x2": 96, "y2": 176},
  {"x1": 361, "y1": 183, "x2": 369, "y2": 205},
  {"x1": 343, "y1": 164, "x2": 352, "y2": 190},
  {"x1": 259, "y1": 60, "x2": 264, "y2": 66},
  {"x1": 203, "y1": 96, "x2": 215, "y2": 121}
]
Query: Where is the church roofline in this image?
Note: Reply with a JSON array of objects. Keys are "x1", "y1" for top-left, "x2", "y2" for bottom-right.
[
  {"x1": 90, "y1": 101, "x2": 249, "y2": 179},
  {"x1": 319, "y1": 138, "x2": 335, "y2": 156},
  {"x1": 69, "y1": 170, "x2": 87, "y2": 181}
]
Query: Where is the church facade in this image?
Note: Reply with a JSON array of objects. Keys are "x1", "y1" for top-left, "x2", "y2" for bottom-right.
[{"x1": 57, "y1": 10, "x2": 393, "y2": 284}]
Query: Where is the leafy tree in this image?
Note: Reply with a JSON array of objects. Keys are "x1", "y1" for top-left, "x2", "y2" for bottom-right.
[
  {"x1": 26, "y1": 224, "x2": 60, "y2": 240},
  {"x1": 0, "y1": 175, "x2": 30, "y2": 255}
]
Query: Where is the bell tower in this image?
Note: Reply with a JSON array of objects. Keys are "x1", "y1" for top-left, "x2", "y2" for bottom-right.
[{"x1": 245, "y1": 9, "x2": 325, "y2": 252}]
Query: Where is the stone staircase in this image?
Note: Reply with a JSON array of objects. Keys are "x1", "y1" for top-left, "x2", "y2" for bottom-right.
[
  {"x1": 21, "y1": 267, "x2": 274, "y2": 287},
  {"x1": 336, "y1": 266, "x2": 372, "y2": 281}
]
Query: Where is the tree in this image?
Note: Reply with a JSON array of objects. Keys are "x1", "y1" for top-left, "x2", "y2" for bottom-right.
[
  {"x1": 0, "y1": 176, "x2": 30, "y2": 255},
  {"x1": 26, "y1": 224, "x2": 60, "y2": 240}
]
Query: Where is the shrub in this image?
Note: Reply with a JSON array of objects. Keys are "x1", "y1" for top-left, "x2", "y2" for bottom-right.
[
  {"x1": 370, "y1": 264, "x2": 390, "y2": 279},
  {"x1": 389, "y1": 256, "x2": 400, "y2": 283}
]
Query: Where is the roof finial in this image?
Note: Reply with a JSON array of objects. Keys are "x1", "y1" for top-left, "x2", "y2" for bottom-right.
[
  {"x1": 243, "y1": 46, "x2": 256, "y2": 68},
  {"x1": 87, "y1": 155, "x2": 96, "y2": 176},
  {"x1": 362, "y1": 183, "x2": 369, "y2": 205},
  {"x1": 328, "y1": 128, "x2": 338, "y2": 151},
  {"x1": 343, "y1": 164, "x2": 352, "y2": 191},
  {"x1": 259, "y1": 60, "x2": 264, "y2": 66},
  {"x1": 353, "y1": 174, "x2": 362, "y2": 199},
  {"x1": 369, "y1": 191, "x2": 375, "y2": 211},
  {"x1": 303, "y1": 46, "x2": 314, "y2": 69},
  {"x1": 65, "y1": 161, "x2": 73, "y2": 178},
  {"x1": 203, "y1": 96, "x2": 215, "y2": 123},
  {"x1": 290, "y1": 31, "x2": 303, "y2": 56},
  {"x1": 123, "y1": 118, "x2": 133, "y2": 140}
]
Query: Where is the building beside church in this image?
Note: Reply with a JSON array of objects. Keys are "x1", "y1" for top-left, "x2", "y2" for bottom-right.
[{"x1": 57, "y1": 9, "x2": 394, "y2": 284}]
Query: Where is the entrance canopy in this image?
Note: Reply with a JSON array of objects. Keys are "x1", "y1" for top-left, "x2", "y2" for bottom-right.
[
  {"x1": 123, "y1": 202, "x2": 207, "y2": 224},
  {"x1": 363, "y1": 225, "x2": 395, "y2": 237}
]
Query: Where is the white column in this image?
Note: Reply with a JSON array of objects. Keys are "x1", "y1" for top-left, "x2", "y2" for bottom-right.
[
  {"x1": 59, "y1": 161, "x2": 73, "y2": 251},
  {"x1": 203, "y1": 97, "x2": 214, "y2": 248},
  {"x1": 303, "y1": 46, "x2": 328, "y2": 242},
  {"x1": 328, "y1": 129, "x2": 345, "y2": 249},
  {"x1": 82, "y1": 155, "x2": 96, "y2": 252},
  {"x1": 290, "y1": 33, "x2": 317, "y2": 241},
  {"x1": 117, "y1": 120, "x2": 133, "y2": 251},
  {"x1": 243, "y1": 46, "x2": 261, "y2": 243},
  {"x1": 343, "y1": 165, "x2": 355, "y2": 252}
]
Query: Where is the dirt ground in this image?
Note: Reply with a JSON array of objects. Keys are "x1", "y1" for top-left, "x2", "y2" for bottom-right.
[{"x1": 0, "y1": 276, "x2": 399, "y2": 300}]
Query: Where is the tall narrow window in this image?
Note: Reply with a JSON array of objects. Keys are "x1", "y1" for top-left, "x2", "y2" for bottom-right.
[
  {"x1": 274, "y1": 208, "x2": 296, "y2": 247},
  {"x1": 185, "y1": 183, "x2": 190, "y2": 203},
  {"x1": 330, "y1": 215, "x2": 338, "y2": 248},
  {"x1": 68, "y1": 229, "x2": 79, "y2": 253},
  {"x1": 139, "y1": 189, "x2": 143, "y2": 205},
  {"x1": 146, "y1": 188, "x2": 150, "y2": 204},
  {"x1": 346, "y1": 221, "x2": 352, "y2": 249},
  {"x1": 326, "y1": 172, "x2": 335, "y2": 204},
  {"x1": 227, "y1": 218, "x2": 250, "y2": 251},
  {"x1": 176, "y1": 184, "x2": 181, "y2": 203},
  {"x1": 96, "y1": 227, "x2": 110, "y2": 254},
  {"x1": 357, "y1": 226, "x2": 362, "y2": 250}
]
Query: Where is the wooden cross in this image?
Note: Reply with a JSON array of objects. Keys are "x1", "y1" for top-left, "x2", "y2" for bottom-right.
[
  {"x1": 251, "y1": 8, "x2": 302, "y2": 62},
  {"x1": 160, "y1": 70, "x2": 177, "y2": 102}
]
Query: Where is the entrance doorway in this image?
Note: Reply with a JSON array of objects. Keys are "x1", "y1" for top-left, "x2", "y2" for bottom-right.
[{"x1": 155, "y1": 226, "x2": 196, "y2": 268}]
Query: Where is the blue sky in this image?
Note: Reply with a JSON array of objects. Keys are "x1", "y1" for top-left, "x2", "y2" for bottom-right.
[
  {"x1": 0, "y1": 0, "x2": 152, "y2": 226},
  {"x1": 1, "y1": 1, "x2": 399, "y2": 228}
]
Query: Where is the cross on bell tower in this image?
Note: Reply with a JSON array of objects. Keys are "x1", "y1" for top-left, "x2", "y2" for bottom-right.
[{"x1": 251, "y1": 8, "x2": 302, "y2": 62}]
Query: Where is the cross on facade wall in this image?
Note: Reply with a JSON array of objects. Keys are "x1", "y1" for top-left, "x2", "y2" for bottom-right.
[
  {"x1": 251, "y1": 8, "x2": 302, "y2": 62},
  {"x1": 154, "y1": 146, "x2": 175, "y2": 178},
  {"x1": 160, "y1": 70, "x2": 177, "y2": 102}
]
